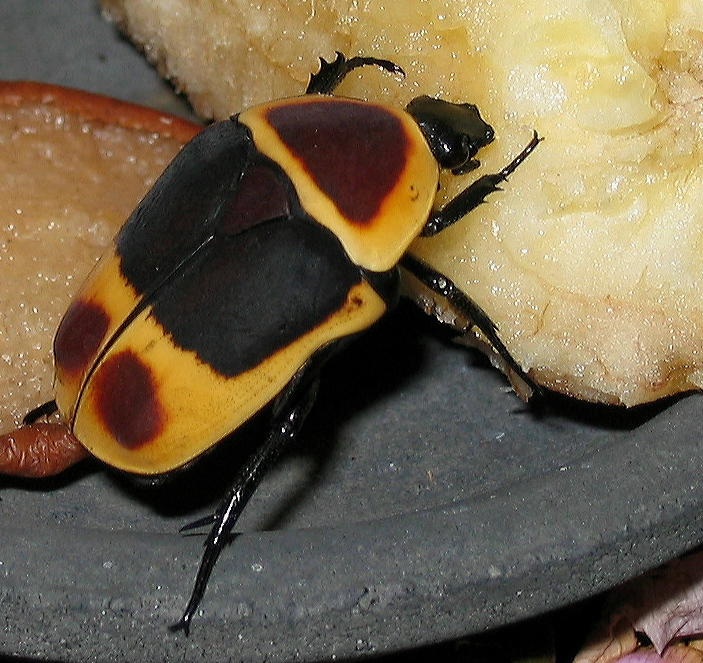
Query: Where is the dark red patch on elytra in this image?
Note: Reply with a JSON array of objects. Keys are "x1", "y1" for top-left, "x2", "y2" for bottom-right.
[
  {"x1": 92, "y1": 350, "x2": 164, "y2": 449},
  {"x1": 220, "y1": 164, "x2": 291, "y2": 234},
  {"x1": 54, "y1": 299, "x2": 110, "y2": 375},
  {"x1": 266, "y1": 100, "x2": 410, "y2": 224}
]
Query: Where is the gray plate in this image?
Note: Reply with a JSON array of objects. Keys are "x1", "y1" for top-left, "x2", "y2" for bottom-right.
[{"x1": 2, "y1": 1, "x2": 703, "y2": 662}]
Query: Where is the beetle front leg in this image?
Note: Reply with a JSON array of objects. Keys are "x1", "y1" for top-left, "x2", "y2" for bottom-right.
[
  {"x1": 422, "y1": 131, "x2": 541, "y2": 237},
  {"x1": 305, "y1": 52, "x2": 404, "y2": 95},
  {"x1": 170, "y1": 377, "x2": 320, "y2": 635}
]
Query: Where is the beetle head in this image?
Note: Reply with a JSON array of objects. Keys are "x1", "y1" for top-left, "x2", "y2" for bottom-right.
[{"x1": 406, "y1": 95, "x2": 495, "y2": 175}]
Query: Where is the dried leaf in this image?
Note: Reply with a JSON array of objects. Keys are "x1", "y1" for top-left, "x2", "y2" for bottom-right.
[
  {"x1": 574, "y1": 551, "x2": 703, "y2": 663},
  {"x1": 616, "y1": 644, "x2": 703, "y2": 663},
  {"x1": 573, "y1": 614, "x2": 639, "y2": 663},
  {"x1": 615, "y1": 551, "x2": 703, "y2": 653}
]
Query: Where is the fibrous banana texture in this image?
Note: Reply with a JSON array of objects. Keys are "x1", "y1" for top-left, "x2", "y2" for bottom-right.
[{"x1": 102, "y1": 0, "x2": 703, "y2": 405}]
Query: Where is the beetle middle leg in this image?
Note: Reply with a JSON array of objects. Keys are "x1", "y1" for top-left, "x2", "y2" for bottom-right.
[
  {"x1": 400, "y1": 253, "x2": 539, "y2": 399},
  {"x1": 170, "y1": 375, "x2": 320, "y2": 635},
  {"x1": 400, "y1": 131, "x2": 542, "y2": 396}
]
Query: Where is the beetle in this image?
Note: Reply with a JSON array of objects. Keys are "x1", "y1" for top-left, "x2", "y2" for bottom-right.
[{"x1": 0, "y1": 53, "x2": 540, "y2": 633}]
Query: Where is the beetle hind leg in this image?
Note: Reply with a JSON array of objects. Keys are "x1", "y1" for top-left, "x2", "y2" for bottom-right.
[
  {"x1": 306, "y1": 51, "x2": 404, "y2": 95},
  {"x1": 170, "y1": 378, "x2": 320, "y2": 635}
]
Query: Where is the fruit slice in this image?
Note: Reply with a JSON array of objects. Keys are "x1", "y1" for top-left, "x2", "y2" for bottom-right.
[{"x1": 102, "y1": 0, "x2": 703, "y2": 405}]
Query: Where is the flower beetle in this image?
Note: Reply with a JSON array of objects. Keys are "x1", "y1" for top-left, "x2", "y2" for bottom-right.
[{"x1": 4, "y1": 53, "x2": 540, "y2": 633}]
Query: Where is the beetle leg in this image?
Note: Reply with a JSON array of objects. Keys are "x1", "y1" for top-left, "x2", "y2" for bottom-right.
[
  {"x1": 178, "y1": 512, "x2": 216, "y2": 533},
  {"x1": 422, "y1": 131, "x2": 541, "y2": 237},
  {"x1": 400, "y1": 253, "x2": 541, "y2": 400},
  {"x1": 170, "y1": 378, "x2": 320, "y2": 635},
  {"x1": 22, "y1": 399, "x2": 58, "y2": 425},
  {"x1": 305, "y1": 51, "x2": 404, "y2": 95}
]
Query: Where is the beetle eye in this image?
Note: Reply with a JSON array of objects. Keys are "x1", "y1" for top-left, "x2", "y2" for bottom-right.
[
  {"x1": 440, "y1": 133, "x2": 474, "y2": 172},
  {"x1": 449, "y1": 135, "x2": 484, "y2": 175}
]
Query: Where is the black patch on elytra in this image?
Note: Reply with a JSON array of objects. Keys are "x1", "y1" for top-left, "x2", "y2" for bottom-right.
[
  {"x1": 111, "y1": 115, "x2": 401, "y2": 379},
  {"x1": 147, "y1": 215, "x2": 366, "y2": 377},
  {"x1": 117, "y1": 119, "x2": 254, "y2": 295}
]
